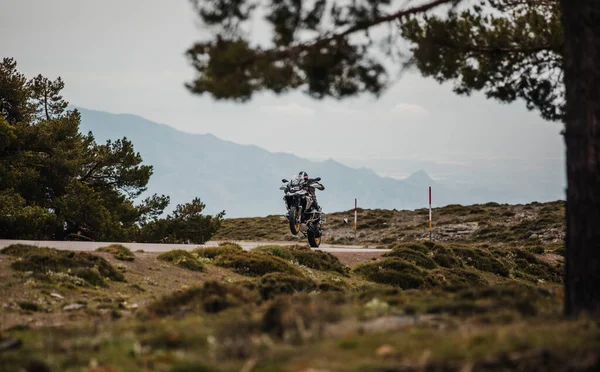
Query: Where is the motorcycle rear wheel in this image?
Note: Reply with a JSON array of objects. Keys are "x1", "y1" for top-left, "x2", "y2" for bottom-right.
[{"x1": 308, "y1": 229, "x2": 321, "y2": 247}]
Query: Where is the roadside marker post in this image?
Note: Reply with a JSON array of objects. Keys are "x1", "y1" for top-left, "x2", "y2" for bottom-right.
[
  {"x1": 429, "y1": 187, "x2": 433, "y2": 241},
  {"x1": 354, "y1": 198, "x2": 357, "y2": 246}
]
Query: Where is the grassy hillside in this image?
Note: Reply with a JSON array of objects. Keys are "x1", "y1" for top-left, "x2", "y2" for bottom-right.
[
  {"x1": 1, "y1": 235, "x2": 595, "y2": 371},
  {"x1": 214, "y1": 200, "x2": 565, "y2": 250}
]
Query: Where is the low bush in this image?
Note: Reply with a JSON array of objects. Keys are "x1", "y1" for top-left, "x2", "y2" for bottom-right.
[
  {"x1": 213, "y1": 251, "x2": 303, "y2": 277},
  {"x1": 451, "y1": 247, "x2": 510, "y2": 277},
  {"x1": 383, "y1": 248, "x2": 438, "y2": 269},
  {"x1": 257, "y1": 273, "x2": 317, "y2": 300},
  {"x1": 193, "y1": 244, "x2": 243, "y2": 259},
  {"x1": 146, "y1": 281, "x2": 256, "y2": 317},
  {"x1": 353, "y1": 258, "x2": 436, "y2": 289},
  {"x1": 96, "y1": 244, "x2": 135, "y2": 261},
  {"x1": 2, "y1": 244, "x2": 124, "y2": 287},
  {"x1": 157, "y1": 250, "x2": 204, "y2": 272}
]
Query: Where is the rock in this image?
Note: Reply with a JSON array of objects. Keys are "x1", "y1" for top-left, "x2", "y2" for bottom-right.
[
  {"x1": 530, "y1": 233, "x2": 539, "y2": 239},
  {"x1": 63, "y1": 303, "x2": 85, "y2": 311},
  {"x1": 376, "y1": 344, "x2": 396, "y2": 358},
  {"x1": 50, "y1": 293, "x2": 64, "y2": 300}
]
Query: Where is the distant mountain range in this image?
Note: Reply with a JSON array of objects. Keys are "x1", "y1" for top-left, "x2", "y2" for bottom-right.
[{"x1": 77, "y1": 107, "x2": 563, "y2": 218}]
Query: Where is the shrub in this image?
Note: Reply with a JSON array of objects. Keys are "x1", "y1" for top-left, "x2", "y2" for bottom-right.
[
  {"x1": 214, "y1": 251, "x2": 303, "y2": 277},
  {"x1": 157, "y1": 250, "x2": 204, "y2": 272},
  {"x1": 193, "y1": 244, "x2": 243, "y2": 259},
  {"x1": 253, "y1": 245, "x2": 294, "y2": 260},
  {"x1": 287, "y1": 246, "x2": 348, "y2": 275},
  {"x1": 146, "y1": 281, "x2": 255, "y2": 317},
  {"x1": 258, "y1": 273, "x2": 317, "y2": 300},
  {"x1": 451, "y1": 247, "x2": 510, "y2": 277},
  {"x1": 389, "y1": 242, "x2": 430, "y2": 254},
  {"x1": 508, "y1": 248, "x2": 562, "y2": 283},
  {"x1": 383, "y1": 248, "x2": 438, "y2": 269},
  {"x1": 2, "y1": 244, "x2": 124, "y2": 286},
  {"x1": 353, "y1": 258, "x2": 436, "y2": 289},
  {"x1": 96, "y1": 244, "x2": 135, "y2": 261},
  {"x1": 432, "y1": 268, "x2": 488, "y2": 291},
  {"x1": 432, "y1": 249, "x2": 464, "y2": 269}
]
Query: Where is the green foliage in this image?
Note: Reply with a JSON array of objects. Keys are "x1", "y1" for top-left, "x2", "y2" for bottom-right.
[
  {"x1": 383, "y1": 248, "x2": 438, "y2": 269},
  {"x1": 353, "y1": 258, "x2": 435, "y2": 289},
  {"x1": 146, "y1": 281, "x2": 255, "y2": 317},
  {"x1": 96, "y1": 244, "x2": 135, "y2": 261},
  {"x1": 505, "y1": 248, "x2": 563, "y2": 283},
  {"x1": 1, "y1": 244, "x2": 124, "y2": 286},
  {"x1": 0, "y1": 58, "x2": 223, "y2": 242},
  {"x1": 193, "y1": 244, "x2": 244, "y2": 259},
  {"x1": 432, "y1": 268, "x2": 488, "y2": 291},
  {"x1": 288, "y1": 246, "x2": 348, "y2": 275},
  {"x1": 400, "y1": 1, "x2": 564, "y2": 121},
  {"x1": 452, "y1": 246, "x2": 510, "y2": 277},
  {"x1": 184, "y1": 1, "x2": 564, "y2": 123},
  {"x1": 138, "y1": 198, "x2": 225, "y2": 244},
  {"x1": 254, "y1": 245, "x2": 349, "y2": 275},
  {"x1": 432, "y1": 248, "x2": 464, "y2": 269},
  {"x1": 390, "y1": 242, "x2": 431, "y2": 254},
  {"x1": 157, "y1": 250, "x2": 205, "y2": 272},
  {"x1": 257, "y1": 273, "x2": 317, "y2": 300},
  {"x1": 213, "y1": 250, "x2": 303, "y2": 277}
]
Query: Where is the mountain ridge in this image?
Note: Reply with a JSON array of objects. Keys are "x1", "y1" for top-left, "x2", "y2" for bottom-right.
[{"x1": 74, "y1": 106, "x2": 531, "y2": 218}]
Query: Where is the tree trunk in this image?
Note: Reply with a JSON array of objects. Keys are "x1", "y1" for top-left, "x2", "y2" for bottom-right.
[{"x1": 560, "y1": 1, "x2": 600, "y2": 317}]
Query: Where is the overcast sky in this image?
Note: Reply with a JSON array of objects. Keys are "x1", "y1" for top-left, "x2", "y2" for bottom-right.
[{"x1": 1, "y1": 0, "x2": 565, "y2": 171}]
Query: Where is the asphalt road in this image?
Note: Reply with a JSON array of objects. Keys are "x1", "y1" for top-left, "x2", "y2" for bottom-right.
[{"x1": 0, "y1": 239, "x2": 390, "y2": 253}]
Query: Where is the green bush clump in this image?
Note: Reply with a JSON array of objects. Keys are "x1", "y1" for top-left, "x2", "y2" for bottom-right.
[
  {"x1": 146, "y1": 281, "x2": 255, "y2": 317},
  {"x1": 2, "y1": 244, "x2": 124, "y2": 287},
  {"x1": 257, "y1": 273, "x2": 317, "y2": 300},
  {"x1": 96, "y1": 244, "x2": 135, "y2": 261},
  {"x1": 253, "y1": 245, "x2": 294, "y2": 260},
  {"x1": 451, "y1": 247, "x2": 510, "y2": 277},
  {"x1": 383, "y1": 248, "x2": 438, "y2": 269},
  {"x1": 193, "y1": 244, "x2": 243, "y2": 259},
  {"x1": 389, "y1": 242, "x2": 430, "y2": 254},
  {"x1": 214, "y1": 251, "x2": 303, "y2": 277},
  {"x1": 432, "y1": 249, "x2": 464, "y2": 269},
  {"x1": 508, "y1": 248, "x2": 562, "y2": 283},
  {"x1": 432, "y1": 268, "x2": 488, "y2": 291},
  {"x1": 353, "y1": 258, "x2": 436, "y2": 289},
  {"x1": 287, "y1": 246, "x2": 348, "y2": 275},
  {"x1": 157, "y1": 250, "x2": 204, "y2": 272}
]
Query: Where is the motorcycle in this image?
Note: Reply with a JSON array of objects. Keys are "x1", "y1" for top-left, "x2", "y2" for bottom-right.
[{"x1": 280, "y1": 175, "x2": 326, "y2": 247}]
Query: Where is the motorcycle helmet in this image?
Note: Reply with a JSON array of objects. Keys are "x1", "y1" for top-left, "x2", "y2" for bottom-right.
[{"x1": 299, "y1": 171, "x2": 308, "y2": 181}]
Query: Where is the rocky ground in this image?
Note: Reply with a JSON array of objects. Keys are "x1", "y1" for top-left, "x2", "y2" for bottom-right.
[{"x1": 214, "y1": 201, "x2": 566, "y2": 251}]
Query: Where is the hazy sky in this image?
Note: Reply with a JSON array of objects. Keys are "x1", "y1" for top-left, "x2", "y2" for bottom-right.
[{"x1": 1, "y1": 0, "x2": 565, "y2": 169}]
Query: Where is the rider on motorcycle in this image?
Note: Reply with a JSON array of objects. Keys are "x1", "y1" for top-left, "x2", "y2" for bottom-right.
[{"x1": 298, "y1": 171, "x2": 324, "y2": 212}]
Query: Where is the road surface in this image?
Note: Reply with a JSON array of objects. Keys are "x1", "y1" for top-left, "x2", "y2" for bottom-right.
[{"x1": 0, "y1": 239, "x2": 390, "y2": 253}]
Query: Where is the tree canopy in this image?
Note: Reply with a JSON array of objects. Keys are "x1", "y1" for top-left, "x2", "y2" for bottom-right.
[
  {"x1": 0, "y1": 58, "x2": 224, "y2": 243},
  {"x1": 185, "y1": 0, "x2": 564, "y2": 121}
]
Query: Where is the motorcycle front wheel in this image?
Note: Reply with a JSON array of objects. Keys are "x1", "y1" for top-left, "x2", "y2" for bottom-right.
[
  {"x1": 289, "y1": 207, "x2": 300, "y2": 235},
  {"x1": 308, "y1": 229, "x2": 321, "y2": 247}
]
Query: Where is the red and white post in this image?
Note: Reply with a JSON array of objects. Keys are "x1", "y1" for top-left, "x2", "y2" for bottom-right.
[
  {"x1": 354, "y1": 198, "x2": 358, "y2": 245},
  {"x1": 428, "y1": 186, "x2": 433, "y2": 241}
]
